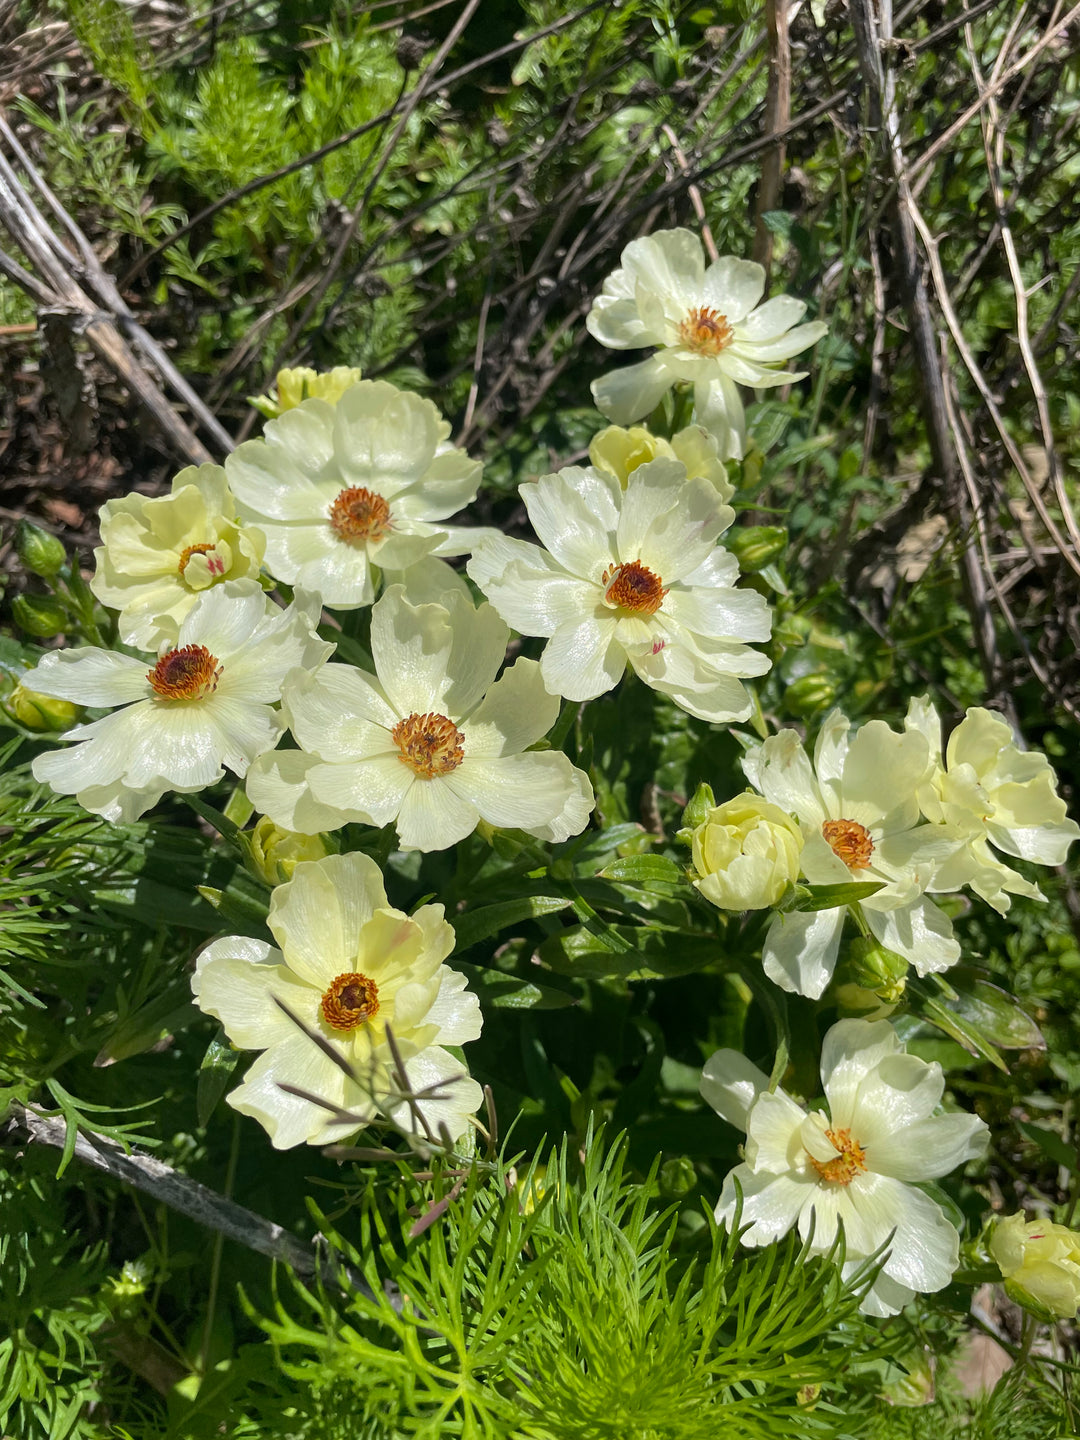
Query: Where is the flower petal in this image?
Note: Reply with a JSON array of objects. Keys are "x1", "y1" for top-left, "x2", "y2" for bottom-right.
[
  {"x1": 701, "y1": 256, "x2": 765, "y2": 323},
  {"x1": 396, "y1": 776, "x2": 478, "y2": 852},
  {"x1": 24, "y1": 647, "x2": 150, "y2": 706},
  {"x1": 192, "y1": 938, "x2": 315, "y2": 1049},
  {"x1": 268, "y1": 851, "x2": 390, "y2": 987},
  {"x1": 762, "y1": 907, "x2": 844, "y2": 998},
  {"x1": 699, "y1": 1049, "x2": 769, "y2": 1130},
  {"x1": 460, "y1": 657, "x2": 558, "y2": 756},
  {"x1": 245, "y1": 749, "x2": 353, "y2": 833},
  {"x1": 592, "y1": 356, "x2": 676, "y2": 426},
  {"x1": 868, "y1": 1113, "x2": 988, "y2": 1181},
  {"x1": 541, "y1": 616, "x2": 625, "y2": 701}
]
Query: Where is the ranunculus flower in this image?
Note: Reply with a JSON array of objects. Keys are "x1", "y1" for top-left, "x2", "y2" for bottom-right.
[
  {"x1": 742, "y1": 711, "x2": 965, "y2": 998},
  {"x1": 690, "y1": 793, "x2": 803, "y2": 910},
  {"x1": 588, "y1": 423, "x2": 732, "y2": 499},
  {"x1": 250, "y1": 364, "x2": 363, "y2": 419},
  {"x1": 25, "y1": 581, "x2": 332, "y2": 822},
  {"x1": 191, "y1": 852, "x2": 483, "y2": 1149},
  {"x1": 585, "y1": 229, "x2": 827, "y2": 460},
  {"x1": 906, "y1": 696, "x2": 1080, "y2": 914},
  {"x1": 466, "y1": 460, "x2": 771, "y2": 724},
  {"x1": 990, "y1": 1212, "x2": 1080, "y2": 1320},
  {"x1": 225, "y1": 379, "x2": 482, "y2": 609},
  {"x1": 246, "y1": 584, "x2": 594, "y2": 852},
  {"x1": 90, "y1": 463, "x2": 266, "y2": 650},
  {"x1": 703, "y1": 1018, "x2": 988, "y2": 1316}
]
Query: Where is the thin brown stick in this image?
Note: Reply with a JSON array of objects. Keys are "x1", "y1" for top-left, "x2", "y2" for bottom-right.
[{"x1": 752, "y1": 0, "x2": 791, "y2": 277}]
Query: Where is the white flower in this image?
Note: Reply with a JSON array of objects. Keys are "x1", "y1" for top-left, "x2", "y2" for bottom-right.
[
  {"x1": 585, "y1": 229, "x2": 827, "y2": 460},
  {"x1": 743, "y1": 711, "x2": 965, "y2": 998},
  {"x1": 224, "y1": 380, "x2": 482, "y2": 609},
  {"x1": 588, "y1": 422, "x2": 733, "y2": 499},
  {"x1": 191, "y1": 851, "x2": 483, "y2": 1148},
  {"x1": 905, "y1": 696, "x2": 1080, "y2": 914},
  {"x1": 246, "y1": 584, "x2": 594, "y2": 852},
  {"x1": 466, "y1": 460, "x2": 771, "y2": 724},
  {"x1": 702, "y1": 1018, "x2": 988, "y2": 1316},
  {"x1": 90, "y1": 464, "x2": 266, "y2": 650},
  {"x1": 25, "y1": 581, "x2": 332, "y2": 822}
]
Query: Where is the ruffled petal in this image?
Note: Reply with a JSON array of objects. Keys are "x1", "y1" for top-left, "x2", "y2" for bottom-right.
[
  {"x1": 269, "y1": 851, "x2": 390, "y2": 986},
  {"x1": 699, "y1": 1049, "x2": 769, "y2": 1130},
  {"x1": 762, "y1": 907, "x2": 844, "y2": 999},
  {"x1": 592, "y1": 356, "x2": 677, "y2": 426},
  {"x1": 460, "y1": 657, "x2": 559, "y2": 756},
  {"x1": 541, "y1": 616, "x2": 625, "y2": 701}
]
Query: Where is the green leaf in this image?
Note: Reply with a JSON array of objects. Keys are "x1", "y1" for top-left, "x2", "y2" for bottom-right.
[
  {"x1": 940, "y1": 968, "x2": 1045, "y2": 1051},
  {"x1": 451, "y1": 895, "x2": 570, "y2": 954},
  {"x1": 94, "y1": 983, "x2": 198, "y2": 1067},
  {"x1": 197, "y1": 1029, "x2": 243, "y2": 1127},
  {"x1": 538, "y1": 924, "x2": 723, "y2": 980},
  {"x1": 908, "y1": 981, "x2": 1008, "y2": 1074},
  {"x1": 196, "y1": 882, "x2": 271, "y2": 930},
  {"x1": 465, "y1": 971, "x2": 578, "y2": 1011},
  {"x1": 783, "y1": 881, "x2": 884, "y2": 912},
  {"x1": 1017, "y1": 1120, "x2": 1076, "y2": 1173},
  {"x1": 599, "y1": 855, "x2": 687, "y2": 888}
]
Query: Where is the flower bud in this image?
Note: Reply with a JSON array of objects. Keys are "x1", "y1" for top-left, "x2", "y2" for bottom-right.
[
  {"x1": 846, "y1": 937, "x2": 908, "y2": 1001},
  {"x1": 12, "y1": 593, "x2": 68, "y2": 638},
  {"x1": 784, "y1": 673, "x2": 837, "y2": 717},
  {"x1": 247, "y1": 816, "x2": 330, "y2": 886},
  {"x1": 680, "y1": 780, "x2": 716, "y2": 835},
  {"x1": 727, "y1": 525, "x2": 787, "y2": 573},
  {"x1": 659, "y1": 1155, "x2": 697, "y2": 1198},
  {"x1": 5, "y1": 683, "x2": 80, "y2": 732},
  {"x1": 250, "y1": 366, "x2": 363, "y2": 418},
  {"x1": 990, "y1": 1212, "x2": 1080, "y2": 1321},
  {"x1": 690, "y1": 793, "x2": 803, "y2": 911},
  {"x1": 15, "y1": 520, "x2": 66, "y2": 579}
]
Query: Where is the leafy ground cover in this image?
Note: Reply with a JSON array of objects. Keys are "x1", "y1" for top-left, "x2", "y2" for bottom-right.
[{"x1": 2, "y1": 1, "x2": 1080, "y2": 1437}]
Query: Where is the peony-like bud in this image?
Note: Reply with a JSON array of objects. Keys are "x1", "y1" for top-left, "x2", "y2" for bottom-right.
[
  {"x1": 726, "y1": 525, "x2": 787, "y2": 573},
  {"x1": 12, "y1": 593, "x2": 68, "y2": 638},
  {"x1": 690, "y1": 793, "x2": 803, "y2": 911},
  {"x1": 990, "y1": 1212, "x2": 1080, "y2": 1321},
  {"x1": 5, "y1": 682, "x2": 81, "y2": 732},
  {"x1": 15, "y1": 520, "x2": 66, "y2": 579},
  {"x1": 246, "y1": 816, "x2": 331, "y2": 886}
]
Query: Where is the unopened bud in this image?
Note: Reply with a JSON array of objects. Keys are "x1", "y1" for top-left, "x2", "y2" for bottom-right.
[
  {"x1": 659, "y1": 1156, "x2": 697, "y2": 1198},
  {"x1": 12, "y1": 594, "x2": 68, "y2": 638},
  {"x1": 727, "y1": 525, "x2": 787, "y2": 573},
  {"x1": 846, "y1": 937, "x2": 908, "y2": 1000},
  {"x1": 5, "y1": 683, "x2": 81, "y2": 732},
  {"x1": 784, "y1": 673, "x2": 837, "y2": 717},
  {"x1": 15, "y1": 521, "x2": 66, "y2": 579},
  {"x1": 680, "y1": 780, "x2": 716, "y2": 834},
  {"x1": 247, "y1": 816, "x2": 330, "y2": 886}
]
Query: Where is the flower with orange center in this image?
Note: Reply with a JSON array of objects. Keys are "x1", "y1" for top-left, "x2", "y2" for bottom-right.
[
  {"x1": 91, "y1": 463, "x2": 265, "y2": 649},
  {"x1": 467, "y1": 459, "x2": 772, "y2": 724},
  {"x1": 192, "y1": 852, "x2": 483, "y2": 1149},
  {"x1": 225, "y1": 379, "x2": 483, "y2": 610},
  {"x1": 246, "y1": 585, "x2": 594, "y2": 853},
  {"x1": 741, "y1": 709, "x2": 967, "y2": 998},
  {"x1": 702, "y1": 1017, "x2": 988, "y2": 1316},
  {"x1": 586, "y1": 228, "x2": 827, "y2": 460},
  {"x1": 27, "y1": 581, "x2": 332, "y2": 823}
]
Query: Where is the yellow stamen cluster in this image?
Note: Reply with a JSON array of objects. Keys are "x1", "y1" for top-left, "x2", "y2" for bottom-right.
[
  {"x1": 393, "y1": 711, "x2": 465, "y2": 778},
  {"x1": 678, "y1": 305, "x2": 733, "y2": 356},
  {"x1": 822, "y1": 818, "x2": 874, "y2": 870},
  {"x1": 602, "y1": 560, "x2": 667, "y2": 615},
  {"x1": 328, "y1": 486, "x2": 392, "y2": 544},
  {"x1": 808, "y1": 1127, "x2": 867, "y2": 1186},
  {"x1": 320, "y1": 971, "x2": 380, "y2": 1031},
  {"x1": 147, "y1": 645, "x2": 222, "y2": 701}
]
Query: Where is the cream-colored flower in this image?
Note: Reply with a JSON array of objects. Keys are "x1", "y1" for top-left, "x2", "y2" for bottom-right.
[
  {"x1": 247, "y1": 816, "x2": 330, "y2": 886},
  {"x1": 225, "y1": 380, "x2": 482, "y2": 609},
  {"x1": 905, "y1": 696, "x2": 1080, "y2": 913},
  {"x1": 990, "y1": 1212, "x2": 1080, "y2": 1320},
  {"x1": 690, "y1": 793, "x2": 803, "y2": 910},
  {"x1": 586, "y1": 228, "x2": 827, "y2": 459},
  {"x1": 704, "y1": 1018, "x2": 988, "y2": 1316},
  {"x1": 588, "y1": 423, "x2": 732, "y2": 499},
  {"x1": 743, "y1": 711, "x2": 966, "y2": 997},
  {"x1": 246, "y1": 584, "x2": 594, "y2": 852},
  {"x1": 191, "y1": 852, "x2": 483, "y2": 1148},
  {"x1": 250, "y1": 365, "x2": 363, "y2": 419},
  {"x1": 25, "y1": 582, "x2": 332, "y2": 823},
  {"x1": 90, "y1": 464, "x2": 266, "y2": 650},
  {"x1": 466, "y1": 460, "x2": 771, "y2": 724}
]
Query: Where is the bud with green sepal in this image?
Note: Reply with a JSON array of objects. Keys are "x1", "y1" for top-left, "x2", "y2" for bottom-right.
[
  {"x1": 990, "y1": 1212, "x2": 1080, "y2": 1321},
  {"x1": 727, "y1": 525, "x2": 787, "y2": 573},
  {"x1": 784, "y1": 672, "x2": 838, "y2": 717},
  {"x1": 845, "y1": 936, "x2": 908, "y2": 1002},
  {"x1": 12, "y1": 594, "x2": 68, "y2": 638},
  {"x1": 15, "y1": 520, "x2": 66, "y2": 579},
  {"x1": 245, "y1": 816, "x2": 333, "y2": 887},
  {"x1": 3, "y1": 682, "x2": 81, "y2": 733}
]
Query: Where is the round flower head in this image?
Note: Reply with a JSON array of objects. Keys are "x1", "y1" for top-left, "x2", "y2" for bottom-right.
[
  {"x1": 25, "y1": 581, "x2": 333, "y2": 822},
  {"x1": 586, "y1": 228, "x2": 827, "y2": 459},
  {"x1": 990, "y1": 1213, "x2": 1080, "y2": 1321},
  {"x1": 192, "y1": 851, "x2": 483, "y2": 1148},
  {"x1": 246, "y1": 584, "x2": 594, "y2": 852},
  {"x1": 905, "y1": 696, "x2": 1080, "y2": 914},
  {"x1": 225, "y1": 379, "x2": 482, "y2": 609},
  {"x1": 90, "y1": 463, "x2": 266, "y2": 650},
  {"x1": 703, "y1": 1018, "x2": 988, "y2": 1316},
  {"x1": 467, "y1": 460, "x2": 771, "y2": 724},
  {"x1": 690, "y1": 793, "x2": 803, "y2": 911},
  {"x1": 742, "y1": 710, "x2": 966, "y2": 998},
  {"x1": 588, "y1": 423, "x2": 732, "y2": 499}
]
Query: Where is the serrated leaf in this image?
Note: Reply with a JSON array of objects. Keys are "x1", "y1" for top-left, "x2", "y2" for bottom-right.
[
  {"x1": 197, "y1": 1029, "x2": 242, "y2": 1127},
  {"x1": 451, "y1": 895, "x2": 569, "y2": 954}
]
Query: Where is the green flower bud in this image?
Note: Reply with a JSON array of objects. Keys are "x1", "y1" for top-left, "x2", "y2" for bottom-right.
[
  {"x1": 680, "y1": 780, "x2": 716, "y2": 834},
  {"x1": 247, "y1": 816, "x2": 330, "y2": 886},
  {"x1": 15, "y1": 520, "x2": 66, "y2": 579},
  {"x1": 784, "y1": 673, "x2": 837, "y2": 717},
  {"x1": 658, "y1": 1155, "x2": 697, "y2": 1198},
  {"x1": 5, "y1": 683, "x2": 80, "y2": 732},
  {"x1": 846, "y1": 937, "x2": 908, "y2": 1001},
  {"x1": 727, "y1": 525, "x2": 787, "y2": 573},
  {"x1": 12, "y1": 593, "x2": 68, "y2": 638}
]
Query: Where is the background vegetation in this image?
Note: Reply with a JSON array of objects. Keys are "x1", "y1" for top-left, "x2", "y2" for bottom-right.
[{"x1": 2, "y1": 0, "x2": 1080, "y2": 1435}]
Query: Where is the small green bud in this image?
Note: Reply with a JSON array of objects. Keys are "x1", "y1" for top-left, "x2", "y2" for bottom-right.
[
  {"x1": 15, "y1": 520, "x2": 66, "y2": 578},
  {"x1": 5, "y1": 683, "x2": 80, "y2": 732},
  {"x1": 658, "y1": 1155, "x2": 697, "y2": 1198},
  {"x1": 680, "y1": 780, "x2": 716, "y2": 834},
  {"x1": 247, "y1": 816, "x2": 330, "y2": 886},
  {"x1": 846, "y1": 937, "x2": 908, "y2": 1000},
  {"x1": 784, "y1": 673, "x2": 837, "y2": 717},
  {"x1": 727, "y1": 525, "x2": 787, "y2": 573},
  {"x1": 12, "y1": 593, "x2": 68, "y2": 638}
]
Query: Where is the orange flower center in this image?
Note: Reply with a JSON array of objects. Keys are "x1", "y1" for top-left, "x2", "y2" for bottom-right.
[
  {"x1": 147, "y1": 644, "x2": 222, "y2": 701},
  {"x1": 602, "y1": 560, "x2": 666, "y2": 615},
  {"x1": 177, "y1": 541, "x2": 224, "y2": 580},
  {"x1": 822, "y1": 818, "x2": 874, "y2": 870},
  {"x1": 678, "y1": 305, "x2": 733, "y2": 357},
  {"x1": 392, "y1": 711, "x2": 465, "y2": 778},
  {"x1": 328, "y1": 486, "x2": 392, "y2": 544},
  {"x1": 808, "y1": 1127, "x2": 867, "y2": 1186},
  {"x1": 320, "y1": 971, "x2": 380, "y2": 1031}
]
